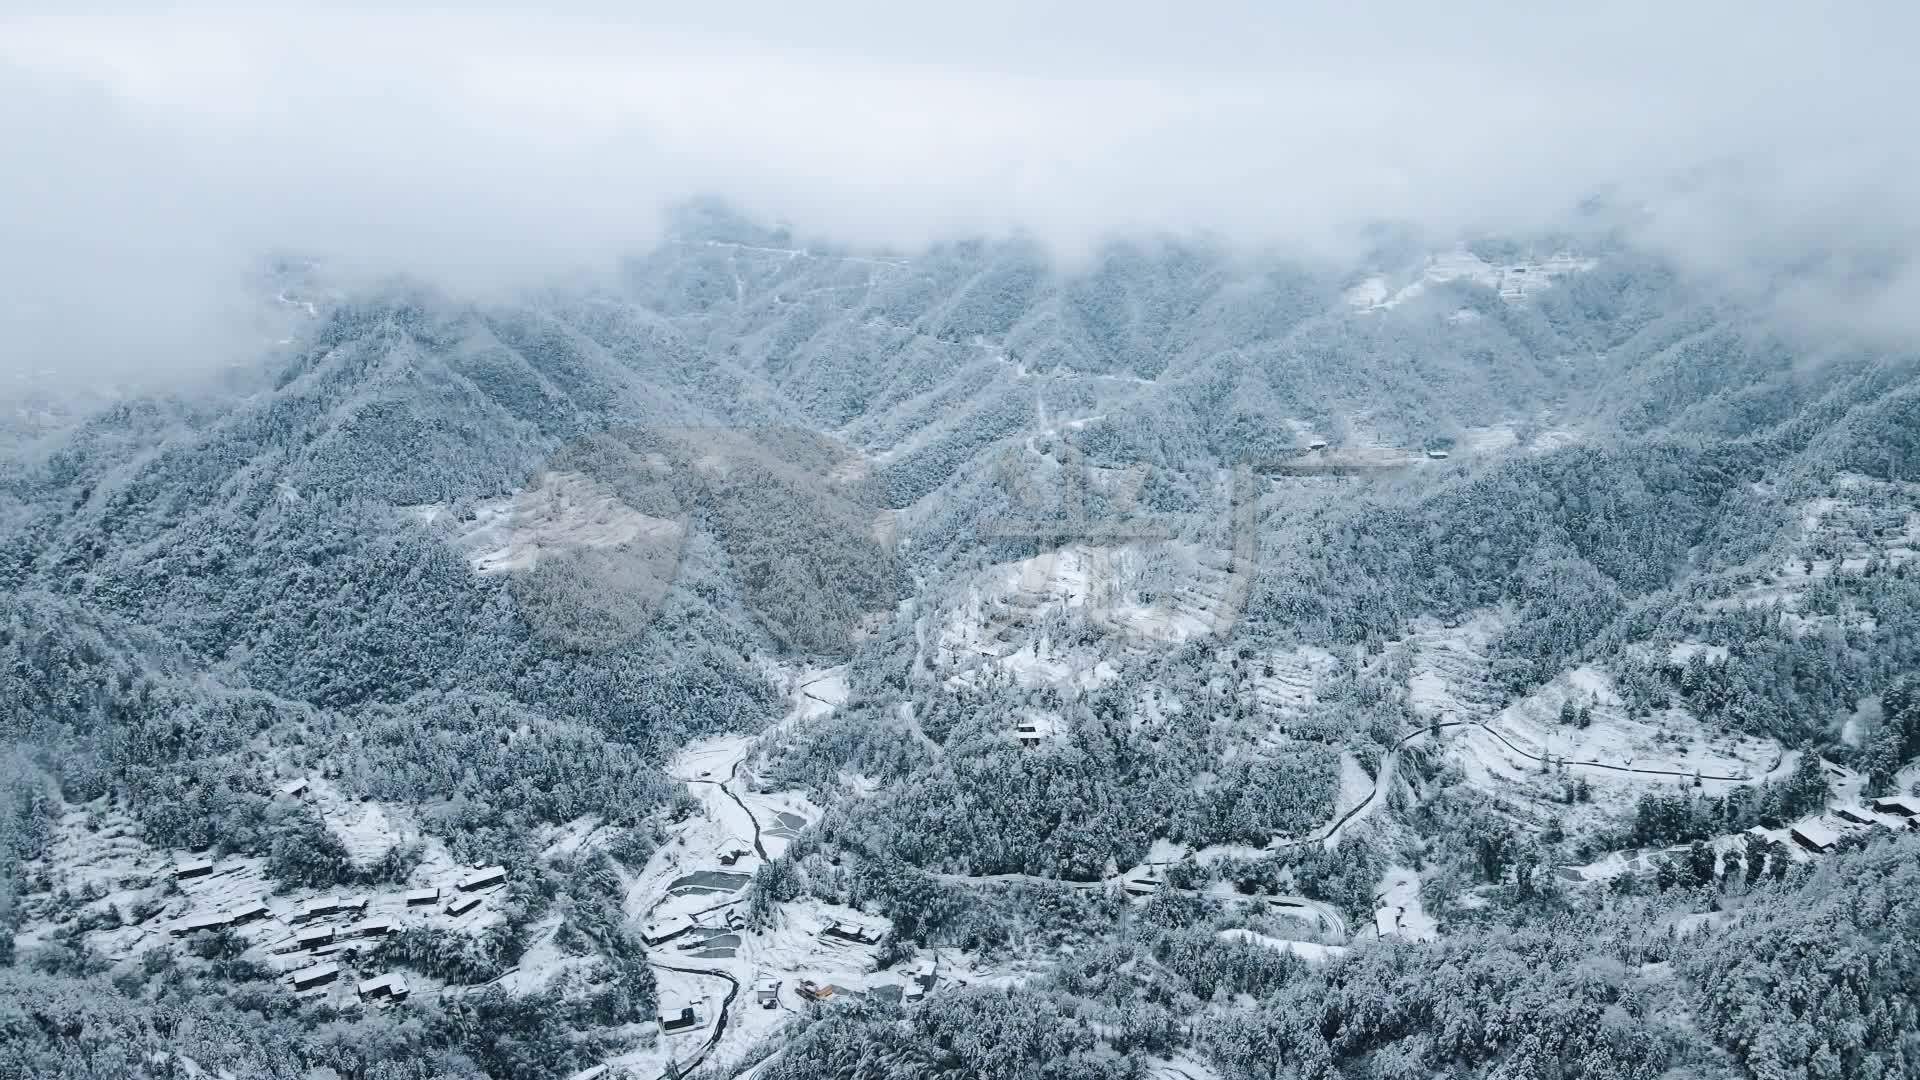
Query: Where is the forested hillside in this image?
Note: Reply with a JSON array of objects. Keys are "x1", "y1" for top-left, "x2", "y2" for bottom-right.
[{"x1": 4, "y1": 211, "x2": 1919, "y2": 1080}]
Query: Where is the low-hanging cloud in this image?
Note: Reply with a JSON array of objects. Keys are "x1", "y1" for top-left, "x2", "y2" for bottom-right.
[{"x1": 4, "y1": 3, "x2": 1919, "y2": 387}]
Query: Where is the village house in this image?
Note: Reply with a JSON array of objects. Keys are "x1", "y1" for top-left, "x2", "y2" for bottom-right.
[
  {"x1": 659, "y1": 1002, "x2": 704, "y2": 1034},
  {"x1": 171, "y1": 911, "x2": 231, "y2": 937},
  {"x1": 404, "y1": 886, "x2": 440, "y2": 906},
  {"x1": 754, "y1": 979, "x2": 779, "y2": 1009},
  {"x1": 289, "y1": 962, "x2": 340, "y2": 991},
  {"x1": 458, "y1": 865, "x2": 508, "y2": 892},
  {"x1": 1790, "y1": 820, "x2": 1841, "y2": 853},
  {"x1": 643, "y1": 915, "x2": 693, "y2": 944},
  {"x1": 1870, "y1": 794, "x2": 1920, "y2": 818},
  {"x1": 356, "y1": 972, "x2": 410, "y2": 1002},
  {"x1": 173, "y1": 858, "x2": 214, "y2": 881},
  {"x1": 444, "y1": 894, "x2": 483, "y2": 917},
  {"x1": 294, "y1": 925, "x2": 336, "y2": 949},
  {"x1": 821, "y1": 921, "x2": 881, "y2": 945},
  {"x1": 227, "y1": 901, "x2": 271, "y2": 926}
]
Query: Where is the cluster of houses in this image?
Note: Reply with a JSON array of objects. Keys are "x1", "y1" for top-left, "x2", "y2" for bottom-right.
[
  {"x1": 1786, "y1": 796, "x2": 1919, "y2": 854},
  {"x1": 164, "y1": 851, "x2": 511, "y2": 1006}
]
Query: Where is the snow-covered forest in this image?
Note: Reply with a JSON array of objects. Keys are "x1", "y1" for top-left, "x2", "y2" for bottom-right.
[{"x1": 3, "y1": 202, "x2": 1919, "y2": 1080}]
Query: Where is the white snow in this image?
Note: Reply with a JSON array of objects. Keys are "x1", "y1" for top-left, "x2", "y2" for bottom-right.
[
  {"x1": 1372, "y1": 866, "x2": 1435, "y2": 941},
  {"x1": 413, "y1": 471, "x2": 683, "y2": 576}
]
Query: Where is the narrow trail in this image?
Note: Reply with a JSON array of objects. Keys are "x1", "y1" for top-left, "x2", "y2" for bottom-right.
[{"x1": 900, "y1": 702, "x2": 945, "y2": 759}]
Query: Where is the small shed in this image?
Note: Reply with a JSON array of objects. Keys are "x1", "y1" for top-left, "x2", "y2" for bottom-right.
[
  {"x1": 1791, "y1": 820, "x2": 1841, "y2": 853},
  {"x1": 295, "y1": 925, "x2": 336, "y2": 949},
  {"x1": 754, "y1": 979, "x2": 779, "y2": 1008},
  {"x1": 659, "y1": 1003, "x2": 704, "y2": 1033},
  {"x1": 289, "y1": 962, "x2": 340, "y2": 991},
  {"x1": 279, "y1": 778, "x2": 311, "y2": 799},
  {"x1": 173, "y1": 858, "x2": 214, "y2": 880},
  {"x1": 444, "y1": 894, "x2": 483, "y2": 917},
  {"x1": 1306, "y1": 440, "x2": 1328, "y2": 452},
  {"x1": 458, "y1": 865, "x2": 507, "y2": 892},
  {"x1": 356, "y1": 972, "x2": 410, "y2": 1002},
  {"x1": 1425, "y1": 449, "x2": 1450, "y2": 460},
  {"x1": 1015, "y1": 723, "x2": 1042, "y2": 748},
  {"x1": 404, "y1": 887, "x2": 440, "y2": 906}
]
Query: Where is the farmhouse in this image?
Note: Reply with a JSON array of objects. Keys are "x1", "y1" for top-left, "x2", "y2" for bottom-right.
[
  {"x1": 294, "y1": 925, "x2": 336, "y2": 949},
  {"x1": 173, "y1": 858, "x2": 214, "y2": 880},
  {"x1": 659, "y1": 1002, "x2": 704, "y2": 1034},
  {"x1": 356, "y1": 972, "x2": 410, "y2": 1002},
  {"x1": 1790, "y1": 820, "x2": 1842, "y2": 853},
  {"x1": 444, "y1": 894, "x2": 483, "y2": 917},
  {"x1": 172, "y1": 911, "x2": 231, "y2": 937},
  {"x1": 1870, "y1": 794, "x2": 1920, "y2": 817},
  {"x1": 754, "y1": 978, "x2": 779, "y2": 1008},
  {"x1": 289, "y1": 962, "x2": 340, "y2": 991},
  {"x1": 459, "y1": 865, "x2": 508, "y2": 891},
  {"x1": 404, "y1": 887, "x2": 440, "y2": 906},
  {"x1": 716, "y1": 840, "x2": 753, "y2": 867}
]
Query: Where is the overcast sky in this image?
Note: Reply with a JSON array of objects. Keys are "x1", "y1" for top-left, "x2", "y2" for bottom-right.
[{"x1": 4, "y1": 4, "x2": 1919, "y2": 381}]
